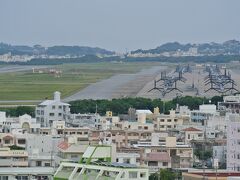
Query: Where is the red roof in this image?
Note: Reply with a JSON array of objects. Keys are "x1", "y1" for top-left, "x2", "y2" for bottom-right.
[
  {"x1": 182, "y1": 127, "x2": 202, "y2": 132},
  {"x1": 57, "y1": 141, "x2": 70, "y2": 150},
  {"x1": 145, "y1": 152, "x2": 171, "y2": 162}
]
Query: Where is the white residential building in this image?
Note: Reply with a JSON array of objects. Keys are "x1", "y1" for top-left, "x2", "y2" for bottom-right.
[
  {"x1": 116, "y1": 153, "x2": 140, "y2": 166},
  {"x1": 227, "y1": 114, "x2": 240, "y2": 171},
  {"x1": 26, "y1": 134, "x2": 62, "y2": 167},
  {"x1": 35, "y1": 91, "x2": 70, "y2": 127}
]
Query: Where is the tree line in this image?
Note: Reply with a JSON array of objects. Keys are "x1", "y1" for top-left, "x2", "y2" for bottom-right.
[
  {"x1": 0, "y1": 96, "x2": 223, "y2": 117},
  {"x1": 69, "y1": 96, "x2": 223, "y2": 115}
]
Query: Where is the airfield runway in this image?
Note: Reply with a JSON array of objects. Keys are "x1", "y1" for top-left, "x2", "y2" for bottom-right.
[
  {"x1": 0, "y1": 65, "x2": 50, "y2": 73},
  {"x1": 63, "y1": 63, "x2": 240, "y2": 102},
  {"x1": 63, "y1": 66, "x2": 170, "y2": 101}
]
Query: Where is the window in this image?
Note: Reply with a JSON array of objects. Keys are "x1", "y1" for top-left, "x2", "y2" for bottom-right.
[
  {"x1": 160, "y1": 119, "x2": 165, "y2": 122},
  {"x1": 163, "y1": 162, "x2": 168, "y2": 166},
  {"x1": 148, "y1": 161, "x2": 158, "y2": 166},
  {"x1": 58, "y1": 113, "x2": 62, "y2": 116},
  {"x1": 18, "y1": 139, "x2": 26, "y2": 145},
  {"x1": 16, "y1": 176, "x2": 28, "y2": 180},
  {"x1": 49, "y1": 113, "x2": 54, "y2": 116},
  {"x1": 167, "y1": 125, "x2": 171, "y2": 128},
  {"x1": 1, "y1": 176, "x2": 8, "y2": 180},
  {"x1": 36, "y1": 161, "x2": 42, "y2": 166},
  {"x1": 4, "y1": 139, "x2": 10, "y2": 144},
  {"x1": 123, "y1": 158, "x2": 130, "y2": 164},
  {"x1": 84, "y1": 132, "x2": 88, "y2": 135},
  {"x1": 52, "y1": 106, "x2": 55, "y2": 109},
  {"x1": 160, "y1": 125, "x2": 165, "y2": 128},
  {"x1": 140, "y1": 173, "x2": 146, "y2": 178},
  {"x1": 71, "y1": 154, "x2": 78, "y2": 158},
  {"x1": 45, "y1": 163, "x2": 50, "y2": 167},
  {"x1": 129, "y1": 172, "x2": 138, "y2": 178},
  {"x1": 174, "y1": 119, "x2": 178, "y2": 122},
  {"x1": 167, "y1": 119, "x2": 171, "y2": 122},
  {"x1": 58, "y1": 106, "x2": 62, "y2": 109},
  {"x1": 144, "y1": 126, "x2": 148, "y2": 130}
]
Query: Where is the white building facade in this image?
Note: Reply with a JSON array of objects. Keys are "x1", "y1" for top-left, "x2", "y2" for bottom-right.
[{"x1": 35, "y1": 91, "x2": 70, "y2": 127}]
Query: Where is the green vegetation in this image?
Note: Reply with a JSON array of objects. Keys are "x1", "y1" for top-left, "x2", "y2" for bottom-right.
[
  {"x1": 0, "y1": 96, "x2": 222, "y2": 117},
  {"x1": 0, "y1": 106, "x2": 35, "y2": 117},
  {"x1": 194, "y1": 149, "x2": 213, "y2": 161},
  {"x1": 149, "y1": 169, "x2": 178, "y2": 180},
  {"x1": 0, "y1": 62, "x2": 159, "y2": 101},
  {"x1": 70, "y1": 96, "x2": 222, "y2": 115},
  {"x1": 9, "y1": 145, "x2": 25, "y2": 150}
]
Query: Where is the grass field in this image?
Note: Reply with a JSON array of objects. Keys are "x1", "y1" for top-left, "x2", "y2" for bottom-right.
[{"x1": 0, "y1": 62, "x2": 161, "y2": 101}]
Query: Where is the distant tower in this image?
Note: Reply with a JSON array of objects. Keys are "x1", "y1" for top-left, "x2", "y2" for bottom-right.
[{"x1": 54, "y1": 91, "x2": 61, "y2": 101}]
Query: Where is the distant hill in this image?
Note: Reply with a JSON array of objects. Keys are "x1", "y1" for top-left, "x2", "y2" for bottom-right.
[
  {"x1": 0, "y1": 43, "x2": 114, "y2": 56},
  {"x1": 131, "y1": 40, "x2": 240, "y2": 55}
]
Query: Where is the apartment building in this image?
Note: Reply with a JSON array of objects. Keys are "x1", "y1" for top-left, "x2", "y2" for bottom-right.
[
  {"x1": 133, "y1": 136, "x2": 193, "y2": 168},
  {"x1": 154, "y1": 109, "x2": 189, "y2": 131},
  {"x1": 144, "y1": 152, "x2": 171, "y2": 173},
  {"x1": 67, "y1": 113, "x2": 100, "y2": 128},
  {"x1": 56, "y1": 137, "x2": 88, "y2": 164},
  {"x1": 35, "y1": 91, "x2": 70, "y2": 127},
  {"x1": 227, "y1": 114, "x2": 240, "y2": 171},
  {"x1": 191, "y1": 104, "x2": 217, "y2": 125},
  {"x1": 219, "y1": 94, "x2": 240, "y2": 114},
  {"x1": 0, "y1": 148, "x2": 28, "y2": 167},
  {"x1": 181, "y1": 127, "x2": 204, "y2": 144}
]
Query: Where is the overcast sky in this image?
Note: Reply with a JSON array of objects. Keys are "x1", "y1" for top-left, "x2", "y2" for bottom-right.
[{"x1": 0, "y1": 0, "x2": 239, "y2": 52}]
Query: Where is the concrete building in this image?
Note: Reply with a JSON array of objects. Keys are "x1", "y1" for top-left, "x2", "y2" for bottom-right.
[
  {"x1": 219, "y1": 95, "x2": 240, "y2": 114},
  {"x1": 56, "y1": 136, "x2": 88, "y2": 164},
  {"x1": 0, "y1": 167, "x2": 54, "y2": 180},
  {"x1": 35, "y1": 91, "x2": 70, "y2": 127},
  {"x1": 227, "y1": 114, "x2": 240, "y2": 171},
  {"x1": 213, "y1": 145, "x2": 227, "y2": 168},
  {"x1": 133, "y1": 136, "x2": 193, "y2": 168},
  {"x1": 67, "y1": 113, "x2": 100, "y2": 128},
  {"x1": 26, "y1": 134, "x2": 62, "y2": 167},
  {"x1": 191, "y1": 104, "x2": 217, "y2": 125},
  {"x1": 0, "y1": 147, "x2": 28, "y2": 167},
  {"x1": 181, "y1": 127, "x2": 203, "y2": 144},
  {"x1": 144, "y1": 152, "x2": 171, "y2": 173},
  {"x1": 154, "y1": 109, "x2": 189, "y2": 131},
  {"x1": 116, "y1": 152, "x2": 140, "y2": 166}
]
